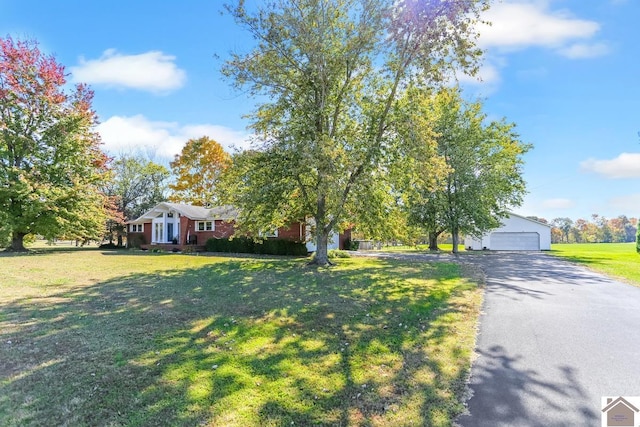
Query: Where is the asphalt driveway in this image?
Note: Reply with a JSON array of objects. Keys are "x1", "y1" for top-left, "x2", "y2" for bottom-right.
[
  {"x1": 355, "y1": 250, "x2": 640, "y2": 426},
  {"x1": 456, "y1": 252, "x2": 640, "y2": 427}
]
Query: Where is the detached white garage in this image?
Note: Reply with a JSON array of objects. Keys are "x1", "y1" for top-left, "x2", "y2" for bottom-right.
[{"x1": 464, "y1": 213, "x2": 552, "y2": 251}]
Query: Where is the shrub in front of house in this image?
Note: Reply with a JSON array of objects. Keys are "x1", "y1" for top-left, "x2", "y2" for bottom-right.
[
  {"x1": 344, "y1": 238, "x2": 359, "y2": 251},
  {"x1": 205, "y1": 237, "x2": 307, "y2": 256},
  {"x1": 99, "y1": 243, "x2": 126, "y2": 249},
  {"x1": 205, "y1": 236, "x2": 254, "y2": 253}
]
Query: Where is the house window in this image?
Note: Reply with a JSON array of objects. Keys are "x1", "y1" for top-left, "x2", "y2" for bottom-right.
[
  {"x1": 261, "y1": 229, "x2": 278, "y2": 238},
  {"x1": 130, "y1": 224, "x2": 143, "y2": 233},
  {"x1": 196, "y1": 221, "x2": 213, "y2": 231},
  {"x1": 154, "y1": 223, "x2": 163, "y2": 242}
]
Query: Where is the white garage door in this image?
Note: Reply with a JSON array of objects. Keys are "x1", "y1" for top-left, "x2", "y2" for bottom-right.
[{"x1": 490, "y1": 232, "x2": 540, "y2": 251}]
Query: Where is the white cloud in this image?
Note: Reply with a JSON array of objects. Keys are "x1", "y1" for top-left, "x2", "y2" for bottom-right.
[
  {"x1": 557, "y1": 42, "x2": 610, "y2": 59},
  {"x1": 71, "y1": 49, "x2": 186, "y2": 93},
  {"x1": 455, "y1": 62, "x2": 502, "y2": 86},
  {"x1": 479, "y1": 2, "x2": 601, "y2": 51},
  {"x1": 471, "y1": 2, "x2": 608, "y2": 93},
  {"x1": 542, "y1": 198, "x2": 575, "y2": 209},
  {"x1": 581, "y1": 153, "x2": 640, "y2": 179},
  {"x1": 96, "y1": 115, "x2": 251, "y2": 159},
  {"x1": 608, "y1": 193, "x2": 640, "y2": 213}
]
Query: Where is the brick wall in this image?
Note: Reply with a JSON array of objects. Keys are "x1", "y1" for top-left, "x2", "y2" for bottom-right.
[
  {"x1": 132, "y1": 217, "x2": 309, "y2": 247},
  {"x1": 277, "y1": 222, "x2": 304, "y2": 241}
]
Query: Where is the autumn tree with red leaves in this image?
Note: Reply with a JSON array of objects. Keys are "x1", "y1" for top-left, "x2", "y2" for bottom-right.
[{"x1": 0, "y1": 37, "x2": 109, "y2": 251}]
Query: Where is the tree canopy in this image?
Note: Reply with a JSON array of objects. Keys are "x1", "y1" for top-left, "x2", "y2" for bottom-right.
[
  {"x1": 102, "y1": 154, "x2": 170, "y2": 245},
  {"x1": 222, "y1": 0, "x2": 488, "y2": 265},
  {"x1": 400, "y1": 87, "x2": 531, "y2": 252},
  {"x1": 169, "y1": 136, "x2": 231, "y2": 207},
  {"x1": 0, "y1": 37, "x2": 108, "y2": 251}
]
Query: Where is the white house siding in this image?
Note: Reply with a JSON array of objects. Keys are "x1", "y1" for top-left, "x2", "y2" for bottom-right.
[
  {"x1": 150, "y1": 211, "x2": 181, "y2": 244},
  {"x1": 303, "y1": 218, "x2": 341, "y2": 252},
  {"x1": 305, "y1": 231, "x2": 340, "y2": 252},
  {"x1": 464, "y1": 213, "x2": 552, "y2": 251}
]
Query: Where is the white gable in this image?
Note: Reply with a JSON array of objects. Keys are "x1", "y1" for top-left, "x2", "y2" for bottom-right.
[
  {"x1": 464, "y1": 213, "x2": 552, "y2": 251},
  {"x1": 128, "y1": 202, "x2": 238, "y2": 223}
]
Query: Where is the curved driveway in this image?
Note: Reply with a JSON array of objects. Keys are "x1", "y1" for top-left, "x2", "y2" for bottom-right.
[{"x1": 356, "y1": 251, "x2": 640, "y2": 426}]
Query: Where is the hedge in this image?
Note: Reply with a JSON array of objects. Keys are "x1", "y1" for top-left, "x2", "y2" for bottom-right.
[
  {"x1": 205, "y1": 237, "x2": 308, "y2": 256},
  {"x1": 98, "y1": 243, "x2": 127, "y2": 250}
]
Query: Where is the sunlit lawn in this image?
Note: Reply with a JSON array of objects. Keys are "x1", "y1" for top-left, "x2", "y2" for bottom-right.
[
  {"x1": 551, "y1": 243, "x2": 640, "y2": 286},
  {"x1": 0, "y1": 248, "x2": 481, "y2": 426}
]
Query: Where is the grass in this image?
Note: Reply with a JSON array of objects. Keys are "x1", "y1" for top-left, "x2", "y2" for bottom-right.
[
  {"x1": 0, "y1": 248, "x2": 482, "y2": 426},
  {"x1": 550, "y1": 242, "x2": 640, "y2": 286}
]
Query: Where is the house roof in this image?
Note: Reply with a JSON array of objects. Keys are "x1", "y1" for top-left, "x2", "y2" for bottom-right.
[
  {"x1": 128, "y1": 202, "x2": 238, "y2": 223},
  {"x1": 508, "y1": 212, "x2": 553, "y2": 228},
  {"x1": 602, "y1": 397, "x2": 640, "y2": 413}
]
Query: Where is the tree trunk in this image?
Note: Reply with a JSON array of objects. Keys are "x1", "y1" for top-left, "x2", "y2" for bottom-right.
[
  {"x1": 7, "y1": 231, "x2": 28, "y2": 252},
  {"x1": 428, "y1": 232, "x2": 439, "y2": 251},
  {"x1": 310, "y1": 193, "x2": 333, "y2": 266},
  {"x1": 312, "y1": 229, "x2": 331, "y2": 266},
  {"x1": 451, "y1": 227, "x2": 459, "y2": 254},
  {"x1": 117, "y1": 233, "x2": 123, "y2": 247}
]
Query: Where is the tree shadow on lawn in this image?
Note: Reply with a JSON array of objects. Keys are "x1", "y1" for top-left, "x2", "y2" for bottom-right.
[{"x1": 0, "y1": 257, "x2": 479, "y2": 426}]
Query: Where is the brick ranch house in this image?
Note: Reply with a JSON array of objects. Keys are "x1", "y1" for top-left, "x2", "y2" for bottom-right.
[{"x1": 126, "y1": 202, "x2": 350, "y2": 252}]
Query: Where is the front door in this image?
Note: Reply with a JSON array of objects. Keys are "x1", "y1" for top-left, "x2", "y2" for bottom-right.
[{"x1": 153, "y1": 222, "x2": 164, "y2": 243}]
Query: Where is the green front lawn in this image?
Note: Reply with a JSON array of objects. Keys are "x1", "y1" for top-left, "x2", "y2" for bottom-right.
[
  {"x1": 0, "y1": 249, "x2": 482, "y2": 426},
  {"x1": 550, "y1": 243, "x2": 640, "y2": 286}
]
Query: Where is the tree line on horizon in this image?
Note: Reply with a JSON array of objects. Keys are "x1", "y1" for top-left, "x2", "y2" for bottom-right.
[{"x1": 527, "y1": 215, "x2": 638, "y2": 245}]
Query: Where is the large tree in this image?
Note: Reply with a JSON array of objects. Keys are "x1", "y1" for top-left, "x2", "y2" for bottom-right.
[
  {"x1": 402, "y1": 88, "x2": 530, "y2": 253},
  {"x1": 0, "y1": 37, "x2": 108, "y2": 251},
  {"x1": 169, "y1": 136, "x2": 231, "y2": 206},
  {"x1": 389, "y1": 88, "x2": 448, "y2": 250},
  {"x1": 222, "y1": 0, "x2": 487, "y2": 265},
  {"x1": 102, "y1": 154, "x2": 170, "y2": 245}
]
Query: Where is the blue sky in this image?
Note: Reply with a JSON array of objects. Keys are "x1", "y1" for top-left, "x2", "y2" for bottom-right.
[{"x1": 1, "y1": 0, "x2": 639, "y2": 222}]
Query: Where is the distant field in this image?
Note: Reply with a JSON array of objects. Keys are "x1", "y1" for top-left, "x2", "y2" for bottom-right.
[
  {"x1": 0, "y1": 248, "x2": 481, "y2": 427},
  {"x1": 550, "y1": 243, "x2": 640, "y2": 286}
]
